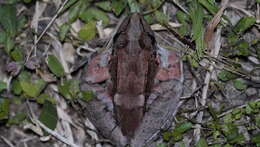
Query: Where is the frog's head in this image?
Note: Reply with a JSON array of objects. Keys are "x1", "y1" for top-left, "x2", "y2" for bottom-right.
[{"x1": 113, "y1": 13, "x2": 156, "y2": 55}]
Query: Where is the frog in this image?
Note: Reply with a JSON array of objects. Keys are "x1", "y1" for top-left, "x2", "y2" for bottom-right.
[{"x1": 80, "y1": 13, "x2": 183, "y2": 147}]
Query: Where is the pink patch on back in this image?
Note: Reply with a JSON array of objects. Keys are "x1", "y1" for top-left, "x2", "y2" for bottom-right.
[
  {"x1": 85, "y1": 54, "x2": 110, "y2": 83},
  {"x1": 156, "y1": 50, "x2": 180, "y2": 81}
]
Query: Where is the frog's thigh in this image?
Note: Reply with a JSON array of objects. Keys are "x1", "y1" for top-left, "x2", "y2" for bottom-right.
[
  {"x1": 132, "y1": 80, "x2": 182, "y2": 146},
  {"x1": 156, "y1": 50, "x2": 181, "y2": 81}
]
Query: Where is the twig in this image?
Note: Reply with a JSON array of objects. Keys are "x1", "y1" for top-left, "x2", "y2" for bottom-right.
[
  {"x1": 194, "y1": 29, "x2": 222, "y2": 142},
  {"x1": 229, "y1": 3, "x2": 254, "y2": 17},
  {"x1": 105, "y1": 15, "x2": 127, "y2": 51},
  {"x1": 0, "y1": 136, "x2": 15, "y2": 147},
  {"x1": 26, "y1": 100, "x2": 79, "y2": 147},
  {"x1": 217, "y1": 99, "x2": 260, "y2": 118},
  {"x1": 32, "y1": 118, "x2": 79, "y2": 147},
  {"x1": 171, "y1": 0, "x2": 189, "y2": 14},
  {"x1": 164, "y1": 24, "x2": 195, "y2": 49},
  {"x1": 26, "y1": 0, "x2": 70, "y2": 62},
  {"x1": 194, "y1": 0, "x2": 229, "y2": 142},
  {"x1": 180, "y1": 86, "x2": 202, "y2": 100}
]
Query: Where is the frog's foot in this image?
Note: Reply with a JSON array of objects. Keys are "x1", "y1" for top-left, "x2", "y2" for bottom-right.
[
  {"x1": 156, "y1": 47, "x2": 181, "y2": 81},
  {"x1": 146, "y1": 49, "x2": 182, "y2": 105}
]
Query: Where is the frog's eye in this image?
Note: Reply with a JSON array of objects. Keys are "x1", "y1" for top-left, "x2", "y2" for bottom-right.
[
  {"x1": 139, "y1": 33, "x2": 153, "y2": 50},
  {"x1": 114, "y1": 33, "x2": 128, "y2": 49}
]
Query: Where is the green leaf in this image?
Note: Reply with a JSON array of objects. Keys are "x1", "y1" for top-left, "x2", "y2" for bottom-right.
[
  {"x1": 127, "y1": 0, "x2": 140, "y2": 13},
  {"x1": 163, "y1": 122, "x2": 193, "y2": 142},
  {"x1": 11, "y1": 47, "x2": 24, "y2": 61},
  {"x1": 175, "y1": 122, "x2": 193, "y2": 133},
  {"x1": 189, "y1": 0, "x2": 205, "y2": 57},
  {"x1": 156, "y1": 143, "x2": 166, "y2": 147},
  {"x1": 234, "y1": 17, "x2": 256, "y2": 34},
  {"x1": 7, "y1": 112, "x2": 26, "y2": 125},
  {"x1": 68, "y1": 0, "x2": 84, "y2": 23},
  {"x1": 155, "y1": 11, "x2": 168, "y2": 25},
  {"x1": 78, "y1": 21, "x2": 96, "y2": 41},
  {"x1": 39, "y1": 101, "x2": 58, "y2": 136},
  {"x1": 0, "y1": 31, "x2": 7, "y2": 44},
  {"x1": 5, "y1": 36, "x2": 15, "y2": 54},
  {"x1": 217, "y1": 71, "x2": 237, "y2": 81},
  {"x1": 252, "y1": 133, "x2": 260, "y2": 144},
  {"x1": 227, "y1": 32, "x2": 239, "y2": 46},
  {"x1": 0, "y1": 81, "x2": 7, "y2": 93},
  {"x1": 257, "y1": 0, "x2": 260, "y2": 3},
  {"x1": 196, "y1": 138, "x2": 208, "y2": 147},
  {"x1": 37, "y1": 93, "x2": 56, "y2": 104},
  {"x1": 245, "y1": 101, "x2": 259, "y2": 114},
  {"x1": 176, "y1": 11, "x2": 189, "y2": 23},
  {"x1": 59, "y1": 23, "x2": 71, "y2": 41},
  {"x1": 80, "y1": 90, "x2": 94, "y2": 102},
  {"x1": 18, "y1": 71, "x2": 30, "y2": 82},
  {"x1": 23, "y1": 0, "x2": 32, "y2": 3},
  {"x1": 187, "y1": 53, "x2": 199, "y2": 67},
  {"x1": 190, "y1": 1, "x2": 204, "y2": 41},
  {"x1": 80, "y1": 8, "x2": 109, "y2": 26},
  {"x1": 47, "y1": 55, "x2": 65, "y2": 77},
  {"x1": 17, "y1": 16, "x2": 26, "y2": 32},
  {"x1": 95, "y1": 1, "x2": 112, "y2": 11},
  {"x1": 62, "y1": 0, "x2": 78, "y2": 13},
  {"x1": 176, "y1": 11, "x2": 189, "y2": 36},
  {"x1": 151, "y1": 0, "x2": 163, "y2": 8},
  {"x1": 223, "y1": 144, "x2": 232, "y2": 147},
  {"x1": 112, "y1": 0, "x2": 127, "y2": 16},
  {"x1": 198, "y1": 0, "x2": 218, "y2": 15},
  {"x1": 20, "y1": 79, "x2": 46, "y2": 98},
  {"x1": 233, "y1": 79, "x2": 247, "y2": 91},
  {"x1": 235, "y1": 41, "x2": 250, "y2": 56},
  {"x1": 231, "y1": 108, "x2": 243, "y2": 120},
  {"x1": 222, "y1": 123, "x2": 245, "y2": 144},
  {"x1": 58, "y1": 80, "x2": 80, "y2": 100},
  {"x1": 245, "y1": 104, "x2": 253, "y2": 114},
  {"x1": 162, "y1": 131, "x2": 172, "y2": 141},
  {"x1": 256, "y1": 117, "x2": 260, "y2": 127},
  {"x1": 0, "y1": 98, "x2": 10, "y2": 120},
  {"x1": 0, "y1": 4, "x2": 18, "y2": 37},
  {"x1": 144, "y1": 14, "x2": 154, "y2": 24},
  {"x1": 208, "y1": 104, "x2": 218, "y2": 120},
  {"x1": 5, "y1": 0, "x2": 18, "y2": 4},
  {"x1": 11, "y1": 79, "x2": 22, "y2": 95},
  {"x1": 223, "y1": 113, "x2": 233, "y2": 123}
]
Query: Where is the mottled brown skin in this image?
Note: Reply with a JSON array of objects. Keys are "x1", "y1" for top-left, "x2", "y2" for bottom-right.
[{"x1": 109, "y1": 13, "x2": 158, "y2": 138}]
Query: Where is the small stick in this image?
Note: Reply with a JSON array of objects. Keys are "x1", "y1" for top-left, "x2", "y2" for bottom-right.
[{"x1": 26, "y1": 0, "x2": 70, "y2": 62}]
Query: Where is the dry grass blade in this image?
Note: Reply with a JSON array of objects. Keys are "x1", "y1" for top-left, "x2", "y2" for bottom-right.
[
  {"x1": 194, "y1": 0, "x2": 229, "y2": 142},
  {"x1": 26, "y1": 0, "x2": 70, "y2": 62},
  {"x1": 32, "y1": 119, "x2": 79, "y2": 147},
  {"x1": 257, "y1": 3, "x2": 260, "y2": 23},
  {"x1": 0, "y1": 136, "x2": 15, "y2": 147},
  {"x1": 204, "y1": 0, "x2": 229, "y2": 49}
]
